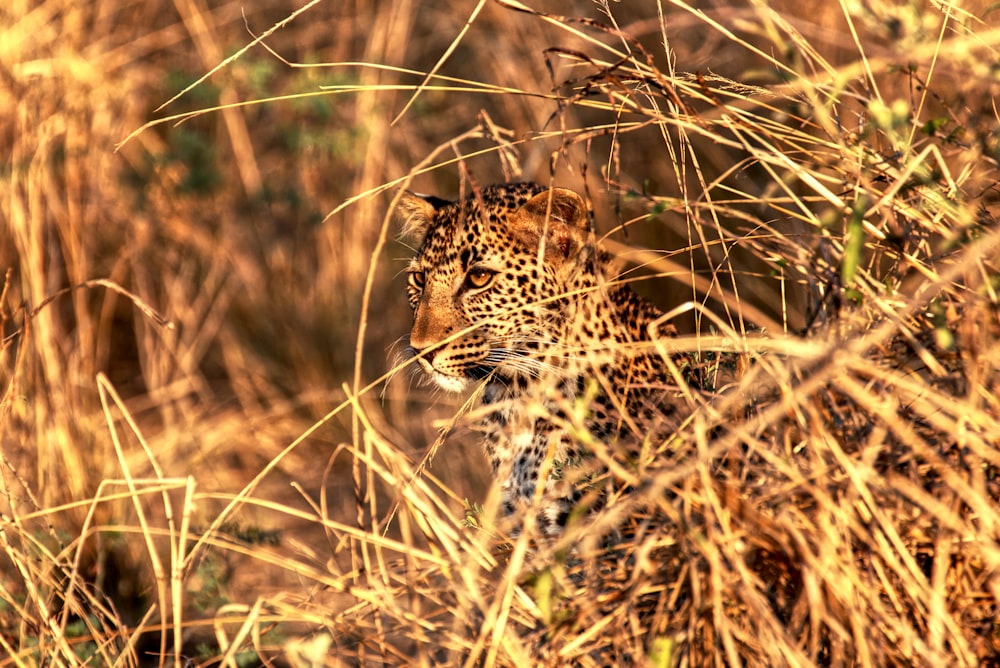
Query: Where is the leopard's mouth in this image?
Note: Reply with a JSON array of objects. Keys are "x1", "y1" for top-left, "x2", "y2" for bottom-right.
[
  {"x1": 467, "y1": 364, "x2": 497, "y2": 381},
  {"x1": 409, "y1": 352, "x2": 498, "y2": 392},
  {"x1": 406, "y1": 341, "x2": 522, "y2": 392},
  {"x1": 428, "y1": 362, "x2": 501, "y2": 392}
]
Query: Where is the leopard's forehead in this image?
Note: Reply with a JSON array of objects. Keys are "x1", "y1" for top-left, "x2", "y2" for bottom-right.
[{"x1": 415, "y1": 183, "x2": 547, "y2": 262}]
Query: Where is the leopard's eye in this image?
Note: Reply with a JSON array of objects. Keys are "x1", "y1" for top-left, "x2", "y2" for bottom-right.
[
  {"x1": 407, "y1": 271, "x2": 425, "y2": 305},
  {"x1": 464, "y1": 267, "x2": 495, "y2": 290}
]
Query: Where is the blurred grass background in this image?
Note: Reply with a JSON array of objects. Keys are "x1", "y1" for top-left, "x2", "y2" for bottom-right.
[{"x1": 1, "y1": 0, "x2": 999, "y2": 665}]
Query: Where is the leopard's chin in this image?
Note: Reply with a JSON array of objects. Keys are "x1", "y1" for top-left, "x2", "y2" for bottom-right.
[
  {"x1": 430, "y1": 373, "x2": 470, "y2": 393},
  {"x1": 426, "y1": 364, "x2": 498, "y2": 393},
  {"x1": 417, "y1": 358, "x2": 496, "y2": 392},
  {"x1": 413, "y1": 358, "x2": 469, "y2": 393}
]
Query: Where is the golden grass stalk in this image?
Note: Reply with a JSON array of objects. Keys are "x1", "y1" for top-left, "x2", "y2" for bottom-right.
[{"x1": 2, "y1": 0, "x2": 998, "y2": 665}]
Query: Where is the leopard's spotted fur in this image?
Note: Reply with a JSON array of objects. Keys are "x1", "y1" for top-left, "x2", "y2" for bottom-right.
[{"x1": 399, "y1": 183, "x2": 683, "y2": 534}]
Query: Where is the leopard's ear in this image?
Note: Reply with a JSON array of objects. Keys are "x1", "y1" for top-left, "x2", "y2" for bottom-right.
[
  {"x1": 397, "y1": 191, "x2": 450, "y2": 245},
  {"x1": 521, "y1": 188, "x2": 588, "y2": 230},
  {"x1": 514, "y1": 188, "x2": 589, "y2": 261}
]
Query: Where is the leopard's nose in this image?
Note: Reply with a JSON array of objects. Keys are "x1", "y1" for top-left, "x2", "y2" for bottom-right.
[
  {"x1": 406, "y1": 336, "x2": 427, "y2": 355},
  {"x1": 406, "y1": 339, "x2": 435, "y2": 362},
  {"x1": 410, "y1": 297, "x2": 455, "y2": 353},
  {"x1": 406, "y1": 341, "x2": 440, "y2": 379}
]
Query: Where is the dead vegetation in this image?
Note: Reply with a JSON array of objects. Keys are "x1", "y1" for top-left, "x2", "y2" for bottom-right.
[{"x1": 1, "y1": 0, "x2": 999, "y2": 665}]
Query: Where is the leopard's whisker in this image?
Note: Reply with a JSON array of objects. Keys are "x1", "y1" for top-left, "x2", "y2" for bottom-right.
[
  {"x1": 381, "y1": 338, "x2": 411, "y2": 399},
  {"x1": 484, "y1": 347, "x2": 563, "y2": 380}
]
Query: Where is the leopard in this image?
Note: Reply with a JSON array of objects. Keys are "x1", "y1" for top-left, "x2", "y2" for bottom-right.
[{"x1": 398, "y1": 182, "x2": 694, "y2": 536}]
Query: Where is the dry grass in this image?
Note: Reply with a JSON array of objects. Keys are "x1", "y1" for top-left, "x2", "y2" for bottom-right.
[{"x1": 1, "y1": 0, "x2": 999, "y2": 665}]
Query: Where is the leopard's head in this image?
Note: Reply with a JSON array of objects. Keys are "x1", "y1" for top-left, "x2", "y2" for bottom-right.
[{"x1": 397, "y1": 183, "x2": 592, "y2": 392}]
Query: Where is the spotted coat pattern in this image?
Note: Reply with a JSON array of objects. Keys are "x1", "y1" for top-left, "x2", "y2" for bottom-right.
[{"x1": 399, "y1": 183, "x2": 679, "y2": 534}]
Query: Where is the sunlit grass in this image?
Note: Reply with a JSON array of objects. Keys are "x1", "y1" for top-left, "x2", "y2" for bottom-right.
[{"x1": 2, "y1": 0, "x2": 999, "y2": 665}]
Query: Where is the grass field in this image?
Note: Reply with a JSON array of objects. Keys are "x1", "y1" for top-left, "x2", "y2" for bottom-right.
[{"x1": 2, "y1": 0, "x2": 999, "y2": 665}]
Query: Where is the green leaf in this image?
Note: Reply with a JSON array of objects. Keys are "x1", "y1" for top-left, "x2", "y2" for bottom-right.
[
  {"x1": 647, "y1": 636, "x2": 677, "y2": 668},
  {"x1": 921, "y1": 117, "x2": 948, "y2": 135},
  {"x1": 841, "y1": 195, "x2": 868, "y2": 287}
]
